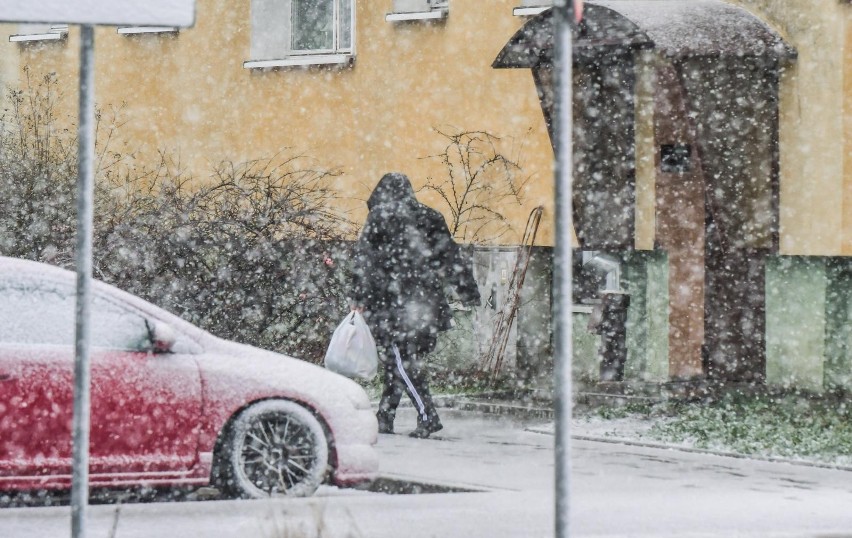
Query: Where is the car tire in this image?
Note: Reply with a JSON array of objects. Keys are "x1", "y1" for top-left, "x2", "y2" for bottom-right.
[{"x1": 218, "y1": 399, "x2": 329, "y2": 498}]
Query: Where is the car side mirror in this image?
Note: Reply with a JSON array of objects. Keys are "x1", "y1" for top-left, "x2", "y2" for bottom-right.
[{"x1": 145, "y1": 320, "x2": 176, "y2": 354}]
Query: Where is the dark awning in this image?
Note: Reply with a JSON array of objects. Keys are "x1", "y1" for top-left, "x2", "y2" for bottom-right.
[{"x1": 493, "y1": 0, "x2": 796, "y2": 68}]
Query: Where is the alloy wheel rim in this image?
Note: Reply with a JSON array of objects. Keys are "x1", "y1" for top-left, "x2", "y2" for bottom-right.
[{"x1": 239, "y1": 413, "x2": 317, "y2": 494}]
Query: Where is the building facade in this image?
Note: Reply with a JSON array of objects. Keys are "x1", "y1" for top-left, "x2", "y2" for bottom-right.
[{"x1": 6, "y1": 0, "x2": 852, "y2": 394}]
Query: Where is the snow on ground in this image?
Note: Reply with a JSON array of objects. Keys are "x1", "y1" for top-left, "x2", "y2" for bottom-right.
[
  {"x1": 529, "y1": 415, "x2": 660, "y2": 441},
  {"x1": 4, "y1": 408, "x2": 852, "y2": 537}
]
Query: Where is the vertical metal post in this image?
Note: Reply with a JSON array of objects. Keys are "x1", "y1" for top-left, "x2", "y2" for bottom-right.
[
  {"x1": 553, "y1": 2, "x2": 573, "y2": 538},
  {"x1": 71, "y1": 24, "x2": 95, "y2": 538}
]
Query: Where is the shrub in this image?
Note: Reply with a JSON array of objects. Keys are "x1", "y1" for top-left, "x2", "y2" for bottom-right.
[{"x1": 0, "y1": 71, "x2": 352, "y2": 362}]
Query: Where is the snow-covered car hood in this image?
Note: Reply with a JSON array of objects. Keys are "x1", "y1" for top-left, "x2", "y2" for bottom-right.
[
  {"x1": 198, "y1": 334, "x2": 372, "y2": 411},
  {"x1": 192, "y1": 335, "x2": 376, "y2": 454}
]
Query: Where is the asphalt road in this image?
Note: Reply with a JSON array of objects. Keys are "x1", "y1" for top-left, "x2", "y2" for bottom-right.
[{"x1": 2, "y1": 409, "x2": 852, "y2": 537}]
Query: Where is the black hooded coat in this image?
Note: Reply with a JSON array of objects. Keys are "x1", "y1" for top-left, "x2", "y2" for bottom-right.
[{"x1": 351, "y1": 173, "x2": 480, "y2": 344}]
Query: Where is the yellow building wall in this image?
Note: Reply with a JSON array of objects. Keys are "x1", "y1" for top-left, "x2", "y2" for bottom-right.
[
  {"x1": 633, "y1": 50, "x2": 656, "y2": 252},
  {"x1": 734, "y1": 0, "x2": 846, "y2": 255},
  {"x1": 846, "y1": 5, "x2": 852, "y2": 254},
  {"x1": 1, "y1": 0, "x2": 555, "y2": 245}
]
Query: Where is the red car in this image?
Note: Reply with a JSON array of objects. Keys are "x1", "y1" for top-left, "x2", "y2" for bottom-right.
[{"x1": 0, "y1": 256, "x2": 378, "y2": 498}]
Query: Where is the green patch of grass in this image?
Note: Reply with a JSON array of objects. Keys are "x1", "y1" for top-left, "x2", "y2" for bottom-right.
[
  {"x1": 589, "y1": 402, "x2": 656, "y2": 420},
  {"x1": 647, "y1": 393, "x2": 852, "y2": 462}
]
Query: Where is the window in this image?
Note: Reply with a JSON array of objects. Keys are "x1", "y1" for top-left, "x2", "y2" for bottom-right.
[
  {"x1": 0, "y1": 277, "x2": 197, "y2": 353},
  {"x1": 660, "y1": 144, "x2": 692, "y2": 173},
  {"x1": 0, "y1": 278, "x2": 148, "y2": 350},
  {"x1": 386, "y1": 0, "x2": 448, "y2": 22},
  {"x1": 0, "y1": 279, "x2": 75, "y2": 346},
  {"x1": 246, "y1": 0, "x2": 354, "y2": 69},
  {"x1": 513, "y1": 0, "x2": 552, "y2": 17}
]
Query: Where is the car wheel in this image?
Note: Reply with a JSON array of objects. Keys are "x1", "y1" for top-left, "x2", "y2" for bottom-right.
[{"x1": 219, "y1": 399, "x2": 329, "y2": 498}]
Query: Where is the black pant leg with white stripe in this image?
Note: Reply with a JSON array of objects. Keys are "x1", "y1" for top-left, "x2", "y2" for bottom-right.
[{"x1": 376, "y1": 335, "x2": 439, "y2": 427}]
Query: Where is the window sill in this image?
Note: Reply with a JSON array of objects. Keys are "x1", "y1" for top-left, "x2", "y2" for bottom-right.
[
  {"x1": 10, "y1": 26, "x2": 68, "y2": 43},
  {"x1": 243, "y1": 54, "x2": 353, "y2": 69},
  {"x1": 513, "y1": 6, "x2": 549, "y2": 16},
  {"x1": 385, "y1": 10, "x2": 448, "y2": 22},
  {"x1": 117, "y1": 26, "x2": 180, "y2": 35},
  {"x1": 10, "y1": 33, "x2": 64, "y2": 42}
]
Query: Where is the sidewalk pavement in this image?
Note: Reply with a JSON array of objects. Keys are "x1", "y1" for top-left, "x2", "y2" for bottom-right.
[
  {"x1": 421, "y1": 395, "x2": 852, "y2": 473},
  {"x1": 372, "y1": 406, "x2": 555, "y2": 492},
  {"x1": 375, "y1": 406, "x2": 852, "y2": 538}
]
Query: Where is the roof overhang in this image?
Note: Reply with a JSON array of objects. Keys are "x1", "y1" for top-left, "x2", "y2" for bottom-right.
[{"x1": 493, "y1": 0, "x2": 797, "y2": 68}]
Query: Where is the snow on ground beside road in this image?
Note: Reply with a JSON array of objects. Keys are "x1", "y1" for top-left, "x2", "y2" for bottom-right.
[
  {"x1": 527, "y1": 413, "x2": 852, "y2": 470},
  {"x1": 527, "y1": 415, "x2": 660, "y2": 442}
]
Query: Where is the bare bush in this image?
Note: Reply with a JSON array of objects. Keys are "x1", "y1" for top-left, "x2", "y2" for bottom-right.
[
  {"x1": 97, "y1": 156, "x2": 353, "y2": 361},
  {"x1": 0, "y1": 69, "x2": 77, "y2": 264},
  {"x1": 0, "y1": 72, "x2": 352, "y2": 362},
  {"x1": 421, "y1": 128, "x2": 529, "y2": 244}
]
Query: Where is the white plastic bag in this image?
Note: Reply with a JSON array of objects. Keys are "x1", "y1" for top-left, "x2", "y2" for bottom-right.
[{"x1": 324, "y1": 311, "x2": 378, "y2": 380}]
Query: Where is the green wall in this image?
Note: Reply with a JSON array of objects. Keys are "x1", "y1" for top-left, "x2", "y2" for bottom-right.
[
  {"x1": 824, "y1": 259, "x2": 852, "y2": 389},
  {"x1": 765, "y1": 256, "x2": 827, "y2": 391},
  {"x1": 571, "y1": 250, "x2": 669, "y2": 386},
  {"x1": 624, "y1": 251, "x2": 669, "y2": 382}
]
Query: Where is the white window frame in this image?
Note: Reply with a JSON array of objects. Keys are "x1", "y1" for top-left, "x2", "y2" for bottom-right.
[
  {"x1": 513, "y1": 0, "x2": 552, "y2": 17},
  {"x1": 9, "y1": 24, "x2": 68, "y2": 43},
  {"x1": 245, "y1": 0, "x2": 356, "y2": 69},
  {"x1": 386, "y1": 0, "x2": 448, "y2": 22}
]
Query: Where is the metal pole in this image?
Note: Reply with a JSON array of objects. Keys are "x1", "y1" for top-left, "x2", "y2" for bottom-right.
[
  {"x1": 553, "y1": 2, "x2": 573, "y2": 537},
  {"x1": 71, "y1": 24, "x2": 95, "y2": 538}
]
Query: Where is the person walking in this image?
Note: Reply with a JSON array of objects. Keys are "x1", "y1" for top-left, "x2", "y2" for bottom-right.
[{"x1": 351, "y1": 172, "x2": 480, "y2": 438}]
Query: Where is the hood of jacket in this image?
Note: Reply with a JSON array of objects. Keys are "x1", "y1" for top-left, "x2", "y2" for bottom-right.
[{"x1": 366, "y1": 172, "x2": 417, "y2": 210}]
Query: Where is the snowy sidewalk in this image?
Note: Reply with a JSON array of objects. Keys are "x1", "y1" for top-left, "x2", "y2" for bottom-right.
[
  {"x1": 373, "y1": 407, "x2": 555, "y2": 492},
  {"x1": 375, "y1": 408, "x2": 852, "y2": 537}
]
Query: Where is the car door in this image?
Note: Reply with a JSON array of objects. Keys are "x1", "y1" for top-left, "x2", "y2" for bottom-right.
[
  {"x1": 0, "y1": 273, "x2": 204, "y2": 481},
  {"x1": 86, "y1": 288, "x2": 203, "y2": 475},
  {"x1": 0, "y1": 276, "x2": 76, "y2": 480}
]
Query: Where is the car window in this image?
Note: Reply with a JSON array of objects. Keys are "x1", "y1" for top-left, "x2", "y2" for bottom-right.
[
  {"x1": 0, "y1": 276, "x2": 190, "y2": 352},
  {"x1": 91, "y1": 293, "x2": 151, "y2": 350},
  {"x1": 0, "y1": 277, "x2": 75, "y2": 345}
]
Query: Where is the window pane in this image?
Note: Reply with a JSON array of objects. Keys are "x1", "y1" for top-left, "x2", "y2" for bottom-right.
[
  {"x1": 250, "y1": 0, "x2": 291, "y2": 61},
  {"x1": 291, "y1": 0, "x2": 333, "y2": 51},
  {"x1": 0, "y1": 277, "x2": 149, "y2": 351},
  {"x1": 0, "y1": 279, "x2": 75, "y2": 346},
  {"x1": 339, "y1": 0, "x2": 352, "y2": 50},
  {"x1": 91, "y1": 294, "x2": 149, "y2": 351}
]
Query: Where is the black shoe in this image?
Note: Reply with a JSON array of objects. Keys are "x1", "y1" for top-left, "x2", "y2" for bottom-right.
[
  {"x1": 376, "y1": 411, "x2": 394, "y2": 434},
  {"x1": 408, "y1": 419, "x2": 443, "y2": 439}
]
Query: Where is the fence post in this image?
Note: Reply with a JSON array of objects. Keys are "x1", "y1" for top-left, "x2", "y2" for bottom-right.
[
  {"x1": 552, "y1": 2, "x2": 574, "y2": 537},
  {"x1": 71, "y1": 23, "x2": 96, "y2": 538}
]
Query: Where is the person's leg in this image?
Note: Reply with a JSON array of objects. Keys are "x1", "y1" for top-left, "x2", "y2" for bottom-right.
[
  {"x1": 376, "y1": 344, "x2": 405, "y2": 434},
  {"x1": 391, "y1": 337, "x2": 442, "y2": 438}
]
